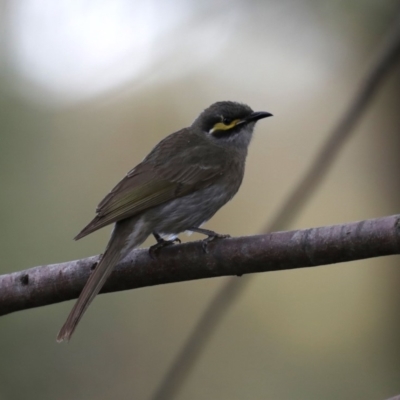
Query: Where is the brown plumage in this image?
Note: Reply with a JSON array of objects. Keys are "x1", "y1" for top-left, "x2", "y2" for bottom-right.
[
  {"x1": 57, "y1": 101, "x2": 272, "y2": 341},
  {"x1": 74, "y1": 129, "x2": 228, "y2": 240}
]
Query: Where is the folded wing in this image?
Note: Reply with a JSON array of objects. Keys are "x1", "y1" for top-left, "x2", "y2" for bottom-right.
[{"x1": 75, "y1": 130, "x2": 227, "y2": 240}]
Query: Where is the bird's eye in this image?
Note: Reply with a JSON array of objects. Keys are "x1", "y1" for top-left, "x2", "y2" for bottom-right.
[{"x1": 222, "y1": 117, "x2": 232, "y2": 125}]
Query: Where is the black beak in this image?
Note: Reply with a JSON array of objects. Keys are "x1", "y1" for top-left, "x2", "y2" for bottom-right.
[
  {"x1": 246, "y1": 111, "x2": 273, "y2": 122},
  {"x1": 237, "y1": 111, "x2": 273, "y2": 126}
]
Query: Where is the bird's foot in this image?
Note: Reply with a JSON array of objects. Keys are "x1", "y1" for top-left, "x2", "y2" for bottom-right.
[
  {"x1": 188, "y1": 227, "x2": 230, "y2": 253},
  {"x1": 149, "y1": 233, "x2": 181, "y2": 259}
]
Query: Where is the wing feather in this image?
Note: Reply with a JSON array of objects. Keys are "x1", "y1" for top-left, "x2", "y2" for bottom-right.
[{"x1": 75, "y1": 129, "x2": 228, "y2": 240}]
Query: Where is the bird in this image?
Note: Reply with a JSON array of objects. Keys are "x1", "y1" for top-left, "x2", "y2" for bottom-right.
[{"x1": 57, "y1": 101, "x2": 272, "y2": 341}]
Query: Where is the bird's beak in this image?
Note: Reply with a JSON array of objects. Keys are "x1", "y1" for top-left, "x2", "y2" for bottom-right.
[
  {"x1": 236, "y1": 111, "x2": 273, "y2": 126},
  {"x1": 246, "y1": 111, "x2": 273, "y2": 122}
]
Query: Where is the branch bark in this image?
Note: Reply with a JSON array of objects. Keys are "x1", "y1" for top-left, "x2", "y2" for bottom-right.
[{"x1": 1, "y1": 214, "x2": 399, "y2": 316}]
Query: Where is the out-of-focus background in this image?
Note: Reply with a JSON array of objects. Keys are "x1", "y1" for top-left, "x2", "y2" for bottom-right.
[{"x1": 1, "y1": 0, "x2": 399, "y2": 399}]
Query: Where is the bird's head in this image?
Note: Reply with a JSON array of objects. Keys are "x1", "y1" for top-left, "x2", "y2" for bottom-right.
[{"x1": 192, "y1": 101, "x2": 272, "y2": 149}]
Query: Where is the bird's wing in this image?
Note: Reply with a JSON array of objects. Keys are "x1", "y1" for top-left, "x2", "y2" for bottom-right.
[{"x1": 75, "y1": 130, "x2": 227, "y2": 239}]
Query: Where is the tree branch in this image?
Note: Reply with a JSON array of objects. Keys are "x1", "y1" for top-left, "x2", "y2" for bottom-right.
[{"x1": 1, "y1": 214, "x2": 399, "y2": 316}]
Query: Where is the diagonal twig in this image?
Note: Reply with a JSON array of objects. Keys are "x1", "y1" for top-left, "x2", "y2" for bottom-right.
[{"x1": 150, "y1": 13, "x2": 400, "y2": 400}]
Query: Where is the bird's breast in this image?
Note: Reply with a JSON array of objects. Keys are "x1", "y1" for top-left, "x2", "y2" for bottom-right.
[{"x1": 143, "y1": 165, "x2": 244, "y2": 235}]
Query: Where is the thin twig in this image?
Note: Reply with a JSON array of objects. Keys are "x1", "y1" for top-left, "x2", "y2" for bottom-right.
[{"x1": 150, "y1": 13, "x2": 400, "y2": 400}]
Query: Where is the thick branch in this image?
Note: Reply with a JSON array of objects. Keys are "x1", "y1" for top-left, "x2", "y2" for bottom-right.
[{"x1": 1, "y1": 214, "x2": 399, "y2": 316}]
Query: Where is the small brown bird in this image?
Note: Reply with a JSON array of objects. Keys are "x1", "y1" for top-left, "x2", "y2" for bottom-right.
[{"x1": 57, "y1": 101, "x2": 272, "y2": 341}]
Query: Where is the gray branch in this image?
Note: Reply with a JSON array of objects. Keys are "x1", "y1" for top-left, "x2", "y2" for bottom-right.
[{"x1": 0, "y1": 214, "x2": 399, "y2": 316}]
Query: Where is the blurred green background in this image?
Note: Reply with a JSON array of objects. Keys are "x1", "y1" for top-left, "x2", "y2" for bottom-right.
[{"x1": 1, "y1": 0, "x2": 400, "y2": 399}]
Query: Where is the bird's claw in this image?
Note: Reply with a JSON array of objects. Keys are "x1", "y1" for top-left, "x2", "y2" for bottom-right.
[
  {"x1": 201, "y1": 233, "x2": 230, "y2": 253},
  {"x1": 149, "y1": 238, "x2": 181, "y2": 259}
]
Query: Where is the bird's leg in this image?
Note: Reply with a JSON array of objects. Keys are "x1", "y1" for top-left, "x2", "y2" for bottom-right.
[
  {"x1": 149, "y1": 232, "x2": 181, "y2": 259},
  {"x1": 153, "y1": 232, "x2": 181, "y2": 245},
  {"x1": 187, "y1": 227, "x2": 230, "y2": 253}
]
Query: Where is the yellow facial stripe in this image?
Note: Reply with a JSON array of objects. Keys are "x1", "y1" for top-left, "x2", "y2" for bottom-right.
[{"x1": 210, "y1": 119, "x2": 240, "y2": 134}]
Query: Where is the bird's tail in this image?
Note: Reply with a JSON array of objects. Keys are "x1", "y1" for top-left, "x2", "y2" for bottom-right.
[{"x1": 57, "y1": 217, "x2": 147, "y2": 342}]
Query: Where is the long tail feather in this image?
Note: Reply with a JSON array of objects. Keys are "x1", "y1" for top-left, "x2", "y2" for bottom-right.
[{"x1": 57, "y1": 218, "x2": 146, "y2": 342}]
